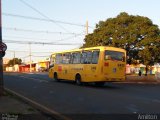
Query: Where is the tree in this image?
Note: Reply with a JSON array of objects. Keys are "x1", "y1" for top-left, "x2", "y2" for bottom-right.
[
  {"x1": 83, "y1": 12, "x2": 160, "y2": 65},
  {"x1": 7, "y1": 58, "x2": 22, "y2": 66}
]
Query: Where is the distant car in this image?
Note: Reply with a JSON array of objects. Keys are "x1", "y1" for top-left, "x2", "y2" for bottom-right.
[{"x1": 38, "y1": 67, "x2": 46, "y2": 72}]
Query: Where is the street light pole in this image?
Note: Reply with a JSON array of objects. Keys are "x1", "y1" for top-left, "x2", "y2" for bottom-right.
[{"x1": 0, "y1": 0, "x2": 4, "y2": 96}]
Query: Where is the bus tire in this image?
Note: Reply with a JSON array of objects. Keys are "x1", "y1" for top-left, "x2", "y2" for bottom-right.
[
  {"x1": 54, "y1": 73, "x2": 59, "y2": 82},
  {"x1": 75, "y1": 74, "x2": 82, "y2": 85}
]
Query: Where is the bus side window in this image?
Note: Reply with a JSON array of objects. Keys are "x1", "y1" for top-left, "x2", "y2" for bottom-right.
[
  {"x1": 70, "y1": 53, "x2": 73, "y2": 64},
  {"x1": 92, "y1": 51, "x2": 100, "y2": 64},
  {"x1": 81, "y1": 51, "x2": 92, "y2": 64},
  {"x1": 86, "y1": 51, "x2": 92, "y2": 64},
  {"x1": 67, "y1": 53, "x2": 72, "y2": 64},
  {"x1": 81, "y1": 52, "x2": 87, "y2": 64},
  {"x1": 72, "y1": 52, "x2": 81, "y2": 64},
  {"x1": 62, "y1": 53, "x2": 71, "y2": 64},
  {"x1": 56, "y1": 54, "x2": 62, "y2": 64}
]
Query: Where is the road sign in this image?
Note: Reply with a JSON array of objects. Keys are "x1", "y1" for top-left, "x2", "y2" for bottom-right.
[
  {"x1": 0, "y1": 42, "x2": 7, "y2": 57},
  {"x1": 0, "y1": 42, "x2": 7, "y2": 52}
]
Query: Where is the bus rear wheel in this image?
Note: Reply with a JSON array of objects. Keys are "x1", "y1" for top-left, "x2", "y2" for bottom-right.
[
  {"x1": 54, "y1": 73, "x2": 60, "y2": 82},
  {"x1": 75, "y1": 74, "x2": 82, "y2": 85}
]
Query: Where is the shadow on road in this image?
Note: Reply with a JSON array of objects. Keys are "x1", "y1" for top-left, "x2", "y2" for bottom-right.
[{"x1": 50, "y1": 79, "x2": 123, "y2": 90}]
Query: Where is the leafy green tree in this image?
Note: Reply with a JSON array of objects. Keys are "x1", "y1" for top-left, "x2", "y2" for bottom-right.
[
  {"x1": 83, "y1": 12, "x2": 160, "y2": 65},
  {"x1": 7, "y1": 58, "x2": 22, "y2": 66}
]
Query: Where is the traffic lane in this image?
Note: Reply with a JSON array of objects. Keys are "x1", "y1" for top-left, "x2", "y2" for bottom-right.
[
  {"x1": 22, "y1": 72, "x2": 50, "y2": 80},
  {"x1": 3, "y1": 73, "x2": 160, "y2": 114},
  {"x1": 4, "y1": 73, "x2": 160, "y2": 114},
  {"x1": 4, "y1": 73, "x2": 160, "y2": 112},
  {"x1": 5, "y1": 72, "x2": 51, "y2": 81},
  {"x1": 7, "y1": 72, "x2": 160, "y2": 101},
  {"x1": 4, "y1": 75, "x2": 127, "y2": 114}
]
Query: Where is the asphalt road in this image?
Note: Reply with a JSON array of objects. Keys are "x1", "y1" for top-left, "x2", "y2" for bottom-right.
[{"x1": 3, "y1": 72, "x2": 160, "y2": 119}]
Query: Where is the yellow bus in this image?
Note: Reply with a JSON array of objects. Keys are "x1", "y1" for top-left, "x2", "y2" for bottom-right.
[{"x1": 49, "y1": 46, "x2": 126, "y2": 86}]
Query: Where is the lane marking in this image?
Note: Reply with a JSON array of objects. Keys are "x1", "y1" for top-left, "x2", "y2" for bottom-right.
[
  {"x1": 125, "y1": 104, "x2": 139, "y2": 113},
  {"x1": 33, "y1": 86, "x2": 37, "y2": 89},
  {"x1": 5, "y1": 73, "x2": 49, "y2": 83},
  {"x1": 23, "y1": 72, "x2": 48, "y2": 75},
  {"x1": 49, "y1": 91, "x2": 54, "y2": 94},
  {"x1": 152, "y1": 99, "x2": 160, "y2": 103},
  {"x1": 5, "y1": 87, "x2": 71, "y2": 120},
  {"x1": 18, "y1": 75, "x2": 49, "y2": 83}
]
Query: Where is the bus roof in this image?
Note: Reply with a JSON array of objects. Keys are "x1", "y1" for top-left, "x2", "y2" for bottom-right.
[{"x1": 51, "y1": 46, "x2": 126, "y2": 55}]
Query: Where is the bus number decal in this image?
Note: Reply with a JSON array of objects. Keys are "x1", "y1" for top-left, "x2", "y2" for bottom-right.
[
  {"x1": 72, "y1": 68, "x2": 83, "y2": 71},
  {"x1": 118, "y1": 64, "x2": 125, "y2": 67},
  {"x1": 118, "y1": 64, "x2": 124, "y2": 70}
]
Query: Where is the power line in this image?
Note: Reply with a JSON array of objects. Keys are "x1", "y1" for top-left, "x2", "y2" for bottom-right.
[
  {"x1": 56, "y1": 34, "x2": 83, "y2": 42},
  {"x1": 21, "y1": 55, "x2": 50, "y2": 58},
  {"x1": 21, "y1": 55, "x2": 30, "y2": 58},
  {"x1": 19, "y1": 0, "x2": 71, "y2": 33},
  {"x1": 3, "y1": 13, "x2": 94, "y2": 29},
  {"x1": 7, "y1": 50, "x2": 52, "y2": 53},
  {"x1": 3, "y1": 39, "x2": 83, "y2": 45},
  {"x1": 31, "y1": 55, "x2": 50, "y2": 57},
  {"x1": 3, "y1": 35, "x2": 54, "y2": 41},
  {"x1": 3, "y1": 27, "x2": 84, "y2": 35},
  {"x1": 3, "y1": 33, "x2": 83, "y2": 43}
]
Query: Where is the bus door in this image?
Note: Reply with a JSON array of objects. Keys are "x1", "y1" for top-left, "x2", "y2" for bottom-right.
[
  {"x1": 49, "y1": 54, "x2": 55, "y2": 78},
  {"x1": 61, "y1": 53, "x2": 72, "y2": 80},
  {"x1": 104, "y1": 50, "x2": 125, "y2": 79},
  {"x1": 81, "y1": 50, "x2": 100, "y2": 81},
  {"x1": 55, "y1": 53, "x2": 63, "y2": 79}
]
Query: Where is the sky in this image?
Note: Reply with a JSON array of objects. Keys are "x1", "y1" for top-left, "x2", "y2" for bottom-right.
[{"x1": 2, "y1": 0, "x2": 160, "y2": 63}]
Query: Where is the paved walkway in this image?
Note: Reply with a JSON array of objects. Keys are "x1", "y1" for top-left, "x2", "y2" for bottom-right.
[
  {"x1": 126, "y1": 74, "x2": 160, "y2": 83},
  {"x1": 0, "y1": 92, "x2": 54, "y2": 120},
  {"x1": 0, "y1": 96, "x2": 38, "y2": 114}
]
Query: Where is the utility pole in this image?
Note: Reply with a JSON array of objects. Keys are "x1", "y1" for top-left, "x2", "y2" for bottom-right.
[
  {"x1": 13, "y1": 51, "x2": 15, "y2": 71},
  {"x1": 14, "y1": 51, "x2": 15, "y2": 64},
  {"x1": 29, "y1": 43, "x2": 32, "y2": 72},
  {"x1": 86, "y1": 20, "x2": 88, "y2": 35},
  {"x1": 0, "y1": 0, "x2": 3, "y2": 96}
]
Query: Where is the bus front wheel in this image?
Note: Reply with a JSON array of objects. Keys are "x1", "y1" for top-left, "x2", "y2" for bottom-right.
[{"x1": 75, "y1": 74, "x2": 82, "y2": 85}]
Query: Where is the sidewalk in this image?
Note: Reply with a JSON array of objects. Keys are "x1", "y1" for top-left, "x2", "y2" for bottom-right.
[
  {"x1": 0, "y1": 92, "x2": 40, "y2": 114},
  {"x1": 0, "y1": 91, "x2": 54, "y2": 120},
  {"x1": 126, "y1": 74, "x2": 160, "y2": 83}
]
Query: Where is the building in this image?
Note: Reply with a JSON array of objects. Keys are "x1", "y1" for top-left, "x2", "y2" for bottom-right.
[
  {"x1": 5, "y1": 58, "x2": 50, "y2": 72},
  {"x1": 3, "y1": 58, "x2": 10, "y2": 65}
]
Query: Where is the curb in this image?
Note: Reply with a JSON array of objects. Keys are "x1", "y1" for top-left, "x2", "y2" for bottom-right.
[
  {"x1": 118, "y1": 81, "x2": 160, "y2": 84},
  {"x1": 4, "y1": 87, "x2": 71, "y2": 120}
]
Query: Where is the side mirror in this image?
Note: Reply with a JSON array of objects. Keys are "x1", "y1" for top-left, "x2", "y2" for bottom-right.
[{"x1": 49, "y1": 64, "x2": 54, "y2": 69}]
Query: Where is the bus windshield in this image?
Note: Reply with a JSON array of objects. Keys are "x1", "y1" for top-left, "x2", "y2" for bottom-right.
[{"x1": 105, "y1": 50, "x2": 125, "y2": 62}]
